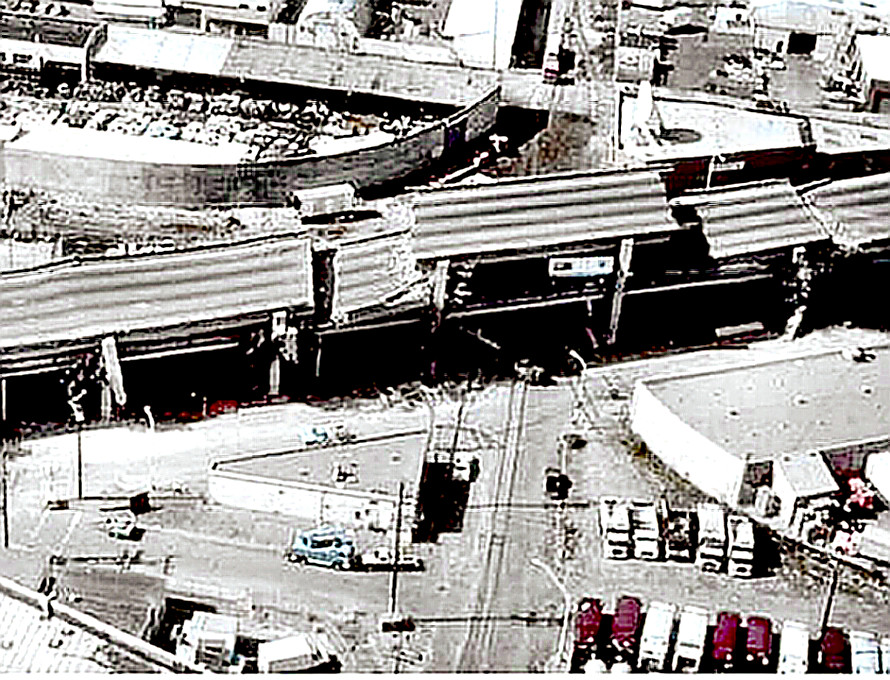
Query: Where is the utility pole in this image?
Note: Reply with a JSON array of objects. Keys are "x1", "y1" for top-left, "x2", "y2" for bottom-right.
[
  {"x1": 819, "y1": 558, "x2": 841, "y2": 637},
  {"x1": 2, "y1": 377, "x2": 8, "y2": 549},
  {"x1": 389, "y1": 481, "x2": 405, "y2": 615},
  {"x1": 76, "y1": 424, "x2": 83, "y2": 501}
]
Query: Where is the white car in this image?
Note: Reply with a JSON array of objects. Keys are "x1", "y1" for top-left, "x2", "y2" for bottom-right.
[
  {"x1": 777, "y1": 620, "x2": 810, "y2": 674},
  {"x1": 850, "y1": 631, "x2": 881, "y2": 674}
]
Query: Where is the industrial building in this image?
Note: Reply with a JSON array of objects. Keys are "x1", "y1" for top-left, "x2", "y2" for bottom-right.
[{"x1": 631, "y1": 347, "x2": 890, "y2": 534}]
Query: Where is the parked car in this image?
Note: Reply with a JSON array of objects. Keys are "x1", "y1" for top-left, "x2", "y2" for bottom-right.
[
  {"x1": 712, "y1": 611, "x2": 741, "y2": 671},
  {"x1": 575, "y1": 598, "x2": 604, "y2": 650},
  {"x1": 355, "y1": 547, "x2": 424, "y2": 572},
  {"x1": 746, "y1": 616, "x2": 773, "y2": 668},
  {"x1": 849, "y1": 630, "x2": 881, "y2": 674},
  {"x1": 285, "y1": 526, "x2": 355, "y2": 570},
  {"x1": 777, "y1": 620, "x2": 810, "y2": 674},
  {"x1": 104, "y1": 513, "x2": 137, "y2": 540},
  {"x1": 610, "y1": 596, "x2": 643, "y2": 662},
  {"x1": 819, "y1": 627, "x2": 850, "y2": 673}
]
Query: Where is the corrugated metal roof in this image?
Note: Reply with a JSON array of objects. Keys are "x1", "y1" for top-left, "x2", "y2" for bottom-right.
[
  {"x1": 0, "y1": 236, "x2": 313, "y2": 350},
  {"x1": 0, "y1": 592, "x2": 162, "y2": 673},
  {"x1": 411, "y1": 170, "x2": 677, "y2": 260},
  {"x1": 95, "y1": 25, "x2": 233, "y2": 75},
  {"x1": 673, "y1": 180, "x2": 827, "y2": 259},
  {"x1": 804, "y1": 172, "x2": 890, "y2": 248},
  {"x1": 220, "y1": 39, "x2": 496, "y2": 106}
]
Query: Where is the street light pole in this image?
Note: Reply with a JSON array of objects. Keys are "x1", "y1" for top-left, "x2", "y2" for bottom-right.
[
  {"x1": 819, "y1": 558, "x2": 841, "y2": 637},
  {"x1": 76, "y1": 425, "x2": 83, "y2": 501}
]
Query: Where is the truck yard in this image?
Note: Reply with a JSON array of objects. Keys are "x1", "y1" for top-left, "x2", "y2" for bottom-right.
[{"x1": 2, "y1": 326, "x2": 890, "y2": 672}]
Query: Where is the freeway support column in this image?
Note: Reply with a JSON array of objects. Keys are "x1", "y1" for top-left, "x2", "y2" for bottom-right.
[
  {"x1": 606, "y1": 239, "x2": 634, "y2": 346},
  {"x1": 428, "y1": 260, "x2": 450, "y2": 380}
]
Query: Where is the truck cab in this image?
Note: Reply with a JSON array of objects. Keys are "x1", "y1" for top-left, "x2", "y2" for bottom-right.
[
  {"x1": 777, "y1": 620, "x2": 810, "y2": 674},
  {"x1": 599, "y1": 497, "x2": 632, "y2": 560},
  {"x1": 637, "y1": 601, "x2": 677, "y2": 672},
  {"x1": 849, "y1": 630, "x2": 881, "y2": 674},
  {"x1": 745, "y1": 616, "x2": 773, "y2": 668},
  {"x1": 286, "y1": 526, "x2": 355, "y2": 569},
  {"x1": 819, "y1": 626, "x2": 849, "y2": 673},
  {"x1": 610, "y1": 596, "x2": 643, "y2": 663},
  {"x1": 727, "y1": 515, "x2": 756, "y2": 578},
  {"x1": 665, "y1": 509, "x2": 696, "y2": 562},
  {"x1": 696, "y1": 503, "x2": 727, "y2": 573},
  {"x1": 712, "y1": 611, "x2": 741, "y2": 672},
  {"x1": 629, "y1": 499, "x2": 663, "y2": 561},
  {"x1": 672, "y1": 606, "x2": 709, "y2": 673},
  {"x1": 575, "y1": 597, "x2": 603, "y2": 652}
]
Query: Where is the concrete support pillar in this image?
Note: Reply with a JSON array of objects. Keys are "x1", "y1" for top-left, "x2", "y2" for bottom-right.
[
  {"x1": 606, "y1": 238, "x2": 634, "y2": 346},
  {"x1": 100, "y1": 381, "x2": 113, "y2": 422},
  {"x1": 269, "y1": 355, "x2": 281, "y2": 398},
  {"x1": 199, "y1": 11, "x2": 208, "y2": 32}
]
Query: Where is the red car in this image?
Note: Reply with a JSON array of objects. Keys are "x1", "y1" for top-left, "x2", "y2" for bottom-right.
[
  {"x1": 712, "y1": 611, "x2": 741, "y2": 669},
  {"x1": 575, "y1": 598, "x2": 603, "y2": 649},
  {"x1": 610, "y1": 596, "x2": 643, "y2": 660},
  {"x1": 746, "y1": 616, "x2": 773, "y2": 667},
  {"x1": 819, "y1": 627, "x2": 849, "y2": 673}
]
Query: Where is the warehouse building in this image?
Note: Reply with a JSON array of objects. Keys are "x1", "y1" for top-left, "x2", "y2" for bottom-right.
[{"x1": 631, "y1": 346, "x2": 889, "y2": 529}]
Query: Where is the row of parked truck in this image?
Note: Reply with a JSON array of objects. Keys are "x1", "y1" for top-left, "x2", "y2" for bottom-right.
[
  {"x1": 599, "y1": 499, "x2": 756, "y2": 577},
  {"x1": 575, "y1": 596, "x2": 890, "y2": 674}
]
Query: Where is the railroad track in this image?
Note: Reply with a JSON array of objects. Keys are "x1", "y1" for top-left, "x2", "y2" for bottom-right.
[{"x1": 457, "y1": 379, "x2": 529, "y2": 672}]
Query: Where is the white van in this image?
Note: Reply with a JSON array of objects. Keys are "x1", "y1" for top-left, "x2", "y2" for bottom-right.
[
  {"x1": 638, "y1": 602, "x2": 677, "y2": 672},
  {"x1": 672, "y1": 606, "x2": 709, "y2": 673},
  {"x1": 850, "y1": 631, "x2": 881, "y2": 675},
  {"x1": 777, "y1": 620, "x2": 810, "y2": 674}
]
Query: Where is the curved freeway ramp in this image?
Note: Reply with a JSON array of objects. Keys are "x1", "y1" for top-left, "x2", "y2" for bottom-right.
[{"x1": 0, "y1": 235, "x2": 313, "y2": 352}]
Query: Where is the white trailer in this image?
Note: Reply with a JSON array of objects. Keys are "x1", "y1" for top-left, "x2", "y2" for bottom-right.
[
  {"x1": 696, "y1": 503, "x2": 727, "y2": 572},
  {"x1": 727, "y1": 515, "x2": 756, "y2": 578},
  {"x1": 599, "y1": 496, "x2": 632, "y2": 560},
  {"x1": 638, "y1": 601, "x2": 677, "y2": 672},
  {"x1": 866, "y1": 451, "x2": 890, "y2": 505},
  {"x1": 672, "y1": 606, "x2": 710, "y2": 673},
  {"x1": 629, "y1": 499, "x2": 663, "y2": 561}
]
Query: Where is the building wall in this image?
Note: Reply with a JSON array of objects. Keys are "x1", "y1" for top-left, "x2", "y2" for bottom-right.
[
  {"x1": 0, "y1": 87, "x2": 500, "y2": 206},
  {"x1": 630, "y1": 380, "x2": 746, "y2": 505},
  {"x1": 770, "y1": 460, "x2": 799, "y2": 528},
  {"x1": 208, "y1": 468, "x2": 407, "y2": 530}
]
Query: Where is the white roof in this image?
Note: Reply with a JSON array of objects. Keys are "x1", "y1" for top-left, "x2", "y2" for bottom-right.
[
  {"x1": 7, "y1": 125, "x2": 250, "y2": 164},
  {"x1": 96, "y1": 25, "x2": 233, "y2": 75},
  {"x1": 441, "y1": 0, "x2": 523, "y2": 69},
  {"x1": 857, "y1": 34, "x2": 890, "y2": 83},
  {"x1": 258, "y1": 634, "x2": 315, "y2": 664}
]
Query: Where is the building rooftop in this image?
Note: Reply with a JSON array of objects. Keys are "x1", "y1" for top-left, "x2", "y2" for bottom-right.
[
  {"x1": 777, "y1": 451, "x2": 839, "y2": 497},
  {"x1": 95, "y1": 25, "x2": 233, "y2": 76},
  {"x1": 620, "y1": 95, "x2": 808, "y2": 161},
  {"x1": 857, "y1": 34, "x2": 890, "y2": 84},
  {"x1": 643, "y1": 346, "x2": 890, "y2": 461},
  {"x1": 219, "y1": 432, "x2": 425, "y2": 494}
]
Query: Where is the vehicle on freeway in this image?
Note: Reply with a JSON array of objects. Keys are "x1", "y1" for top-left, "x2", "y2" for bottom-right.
[
  {"x1": 285, "y1": 526, "x2": 355, "y2": 569},
  {"x1": 104, "y1": 512, "x2": 138, "y2": 540},
  {"x1": 696, "y1": 503, "x2": 727, "y2": 572},
  {"x1": 711, "y1": 611, "x2": 741, "y2": 672},
  {"x1": 610, "y1": 596, "x2": 643, "y2": 663},
  {"x1": 672, "y1": 606, "x2": 709, "y2": 673},
  {"x1": 299, "y1": 425, "x2": 330, "y2": 447},
  {"x1": 575, "y1": 598, "x2": 603, "y2": 650},
  {"x1": 599, "y1": 497, "x2": 632, "y2": 560},
  {"x1": 818, "y1": 626, "x2": 850, "y2": 673},
  {"x1": 355, "y1": 546, "x2": 424, "y2": 572},
  {"x1": 637, "y1": 601, "x2": 677, "y2": 672},
  {"x1": 745, "y1": 616, "x2": 773, "y2": 668},
  {"x1": 727, "y1": 515, "x2": 756, "y2": 578},
  {"x1": 777, "y1": 620, "x2": 810, "y2": 674},
  {"x1": 881, "y1": 637, "x2": 890, "y2": 674},
  {"x1": 849, "y1": 630, "x2": 881, "y2": 674}
]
